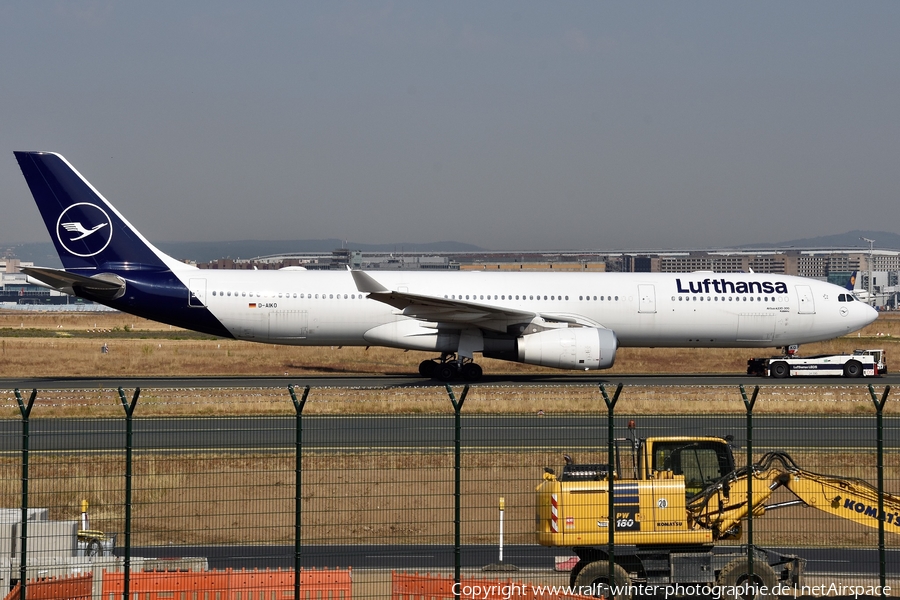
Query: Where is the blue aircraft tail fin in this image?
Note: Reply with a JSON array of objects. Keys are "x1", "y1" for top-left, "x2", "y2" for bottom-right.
[
  {"x1": 846, "y1": 271, "x2": 858, "y2": 291},
  {"x1": 14, "y1": 151, "x2": 173, "y2": 273}
]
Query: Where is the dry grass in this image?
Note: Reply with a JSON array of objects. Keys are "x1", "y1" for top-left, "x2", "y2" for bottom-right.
[
  {"x1": 1, "y1": 308, "x2": 898, "y2": 417},
  {"x1": 0, "y1": 383, "x2": 896, "y2": 419},
  {"x1": 1, "y1": 450, "x2": 895, "y2": 548},
  {"x1": 1, "y1": 310, "x2": 899, "y2": 379}
]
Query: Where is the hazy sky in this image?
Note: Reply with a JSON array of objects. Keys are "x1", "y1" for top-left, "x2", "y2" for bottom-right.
[{"x1": 2, "y1": 2, "x2": 899, "y2": 251}]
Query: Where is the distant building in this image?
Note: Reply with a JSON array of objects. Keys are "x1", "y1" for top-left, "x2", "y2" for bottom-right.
[
  {"x1": 0, "y1": 259, "x2": 93, "y2": 307},
  {"x1": 191, "y1": 245, "x2": 900, "y2": 309},
  {"x1": 197, "y1": 249, "x2": 460, "y2": 271},
  {"x1": 627, "y1": 248, "x2": 899, "y2": 309},
  {"x1": 460, "y1": 261, "x2": 605, "y2": 272}
]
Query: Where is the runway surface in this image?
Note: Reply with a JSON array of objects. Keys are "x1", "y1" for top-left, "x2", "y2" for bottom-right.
[
  {"x1": 130, "y1": 543, "x2": 898, "y2": 575},
  {"x1": 3, "y1": 372, "x2": 900, "y2": 390},
  {"x1": 0, "y1": 413, "x2": 896, "y2": 453},
  {"x1": 2, "y1": 373, "x2": 896, "y2": 452}
]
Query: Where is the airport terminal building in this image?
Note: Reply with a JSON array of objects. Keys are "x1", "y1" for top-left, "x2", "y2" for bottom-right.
[
  {"x1": 194, "y1": 246, "x2": 900, "y2": 310},
  {"x1": 4, "y1": 246, "x2": 899, "y2": 310},
  {"x1": 627, "y1": 249, "x2": 899, "y2": 309}
]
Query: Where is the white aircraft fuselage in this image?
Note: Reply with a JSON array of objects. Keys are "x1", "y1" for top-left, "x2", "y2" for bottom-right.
[{"x1": 194, "y1": 269, "x2": 871, "y2": 349}]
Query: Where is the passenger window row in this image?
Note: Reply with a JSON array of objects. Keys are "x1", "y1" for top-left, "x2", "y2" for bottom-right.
[
  {"x1": 211, "y1": 291, "x2": 364, "y2": 300},
  {"x1": 672, "y1": 295, "x2": 787, "y2": 303},
  {"x1": 442, "y1": 294, "x2": 619, "y2": 302},
  {"x1": 210, "y1": 290, "x2": 628, "y2": 303}
]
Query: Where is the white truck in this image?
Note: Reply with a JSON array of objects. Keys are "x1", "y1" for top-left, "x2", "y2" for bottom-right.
[{"x1": 747, "y1": 348, "x2": 886, "y2": 379}]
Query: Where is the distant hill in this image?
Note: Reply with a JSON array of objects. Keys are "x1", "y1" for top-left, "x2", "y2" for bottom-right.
[
  {"x1": 2, "y1": 242, "x2": 62, "y2": 268},
  {"x1": 155, "y1": 239, "x2": 485, "y2": 262},
  {"x1": 2, "y1": 239, "x2": 484, "y2": 267},
  {"x1": 746, "y1": 230, "x2": 900, "y2": 250},
  {"x1": 5, "y1": 230, "x2": 900, "y2": 268}
]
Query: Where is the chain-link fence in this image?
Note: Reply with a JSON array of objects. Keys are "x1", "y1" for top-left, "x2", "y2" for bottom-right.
[{"x1": 0, "y1": 383, "x2": 897, "y2": 599}]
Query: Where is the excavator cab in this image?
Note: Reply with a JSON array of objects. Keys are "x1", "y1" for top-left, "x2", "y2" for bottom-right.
[{"x1": 650, "y1": 439, "x2": 734, "y2": 497}]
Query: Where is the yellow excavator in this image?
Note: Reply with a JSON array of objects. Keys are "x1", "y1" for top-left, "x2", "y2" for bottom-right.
[{"x1": 536, "y1": 431, "x2": 900, "y2": 598}]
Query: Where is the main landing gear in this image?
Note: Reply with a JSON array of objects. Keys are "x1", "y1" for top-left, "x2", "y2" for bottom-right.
[{"x1": 418, "y1": 353, "x2": 483, "y2": 382}]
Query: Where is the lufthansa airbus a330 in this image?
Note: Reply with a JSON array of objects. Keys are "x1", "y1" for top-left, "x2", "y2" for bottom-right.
[{"x1": 14, "y1": 151, "x2": 878, "y2": 380}]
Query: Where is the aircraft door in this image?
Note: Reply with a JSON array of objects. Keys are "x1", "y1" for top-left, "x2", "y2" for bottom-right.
[
  {"x1": 796, "y1": 285, "x2": 816, "y2": 314},
  {"x1": 638, "y1": 284, "x2": 656, "y2": 314},
  {"x1": 188, "y1": 278, "x2": 207, "y2": 307}
]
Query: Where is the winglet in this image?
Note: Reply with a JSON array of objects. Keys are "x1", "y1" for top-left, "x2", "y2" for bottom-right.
[{"x1": 350, "y1": 269, "x2": 390, "y2": 293}]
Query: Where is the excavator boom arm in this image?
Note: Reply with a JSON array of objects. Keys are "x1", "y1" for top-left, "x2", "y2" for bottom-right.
[
  {"x1": 687, "y1": 452, "x2": 900, "y2": 539},
  {"x1": 784, "y1": 469, "x2": 900, "y2": 532}
]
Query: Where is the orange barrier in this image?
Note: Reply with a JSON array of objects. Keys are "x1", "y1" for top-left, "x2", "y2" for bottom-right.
[
  {"x1": 100, "y1": 567, "x2": 351, "y2": 600},
  {"x1": 393, "y1": 571, "x2": 599, "y2": 600},
  {"x1": 3, "y1": 572, "x2": 93, "y2": 600}
]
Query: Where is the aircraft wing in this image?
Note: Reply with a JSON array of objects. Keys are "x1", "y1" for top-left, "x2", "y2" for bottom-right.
[
  {"x1": 22, "y1": 267, "x2": 126, "y2": 301},
  {"x1": 350, "y1": 269, "x2": 600, "y2": 332}
]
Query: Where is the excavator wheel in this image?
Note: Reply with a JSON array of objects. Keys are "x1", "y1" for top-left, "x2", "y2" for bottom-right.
[
  {"x1": 572, "y1": 560, "x2": 631, "y2": 600},
  {"x1": 715, "y1": 558, "x2": 778, "y2": 599}
]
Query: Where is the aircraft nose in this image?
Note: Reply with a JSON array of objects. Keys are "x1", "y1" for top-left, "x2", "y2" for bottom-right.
[
  {"x1": 862, "y1": 303, "x2": 879, "y2": 326},
  {"x1": 851, "y1": 302, "x2": 880, "y2": 331}
]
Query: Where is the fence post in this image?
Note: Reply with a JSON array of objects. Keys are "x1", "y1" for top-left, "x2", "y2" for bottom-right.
[
  {"x1": 867, "y1": 384, "x2": 890, "y2": 598},
  {"x1": 739, "y1": 384, "x2": 759, "y2": 577},
  {"x1": 288, "y1": 384, "x2": 310, "y2": 600},
  {"x1": 599, "y1": 383, "x2": 622, "y2": 587},
  {"x1": 445, "y1": 384, "x2": 469, "y2": 596},
  {"x1": 118, "y1": 387, "x2": 140, "y2": 600},
  {"x1": 14, "y1": 388, "x2": 36, "y2": 600}
]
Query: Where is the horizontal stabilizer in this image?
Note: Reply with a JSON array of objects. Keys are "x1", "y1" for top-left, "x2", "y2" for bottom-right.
[{"x1": 22, "y1": 267, "x2": 126, "y2": 301}]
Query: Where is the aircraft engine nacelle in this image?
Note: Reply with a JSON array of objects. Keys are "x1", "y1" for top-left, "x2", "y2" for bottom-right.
[
  {"x1": 363, "y1": 320, "x2": 459, "y2": 352},
  {"x1": 516, "y1": 327, "x2": 617, "y2": 370}
]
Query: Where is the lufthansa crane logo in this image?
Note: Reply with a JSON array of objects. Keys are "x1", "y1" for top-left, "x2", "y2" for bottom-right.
[{"x1": 56, "y1": 203, "x2": 113, "y2": 257}]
